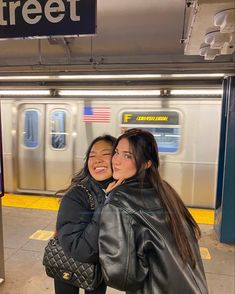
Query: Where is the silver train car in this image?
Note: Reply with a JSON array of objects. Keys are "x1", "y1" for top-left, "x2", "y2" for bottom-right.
[{"x1": 1, "y1": 96, "x2": 221, "y2": 208}]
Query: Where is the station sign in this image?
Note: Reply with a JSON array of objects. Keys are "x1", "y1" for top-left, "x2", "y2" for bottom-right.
[
  {"x1": 0, "y1": 0, "x2": 96, "y2": 38},
  {"x1": 121, "y1": 111, "x2": 179, "y2": 125}
]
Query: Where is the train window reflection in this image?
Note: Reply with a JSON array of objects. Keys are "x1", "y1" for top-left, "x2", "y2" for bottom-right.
[
  {"x1": 50, "y1": 110, "x2": 66, "y2": 149},
  {"x1": 143, "y1": 127, "x2": 180, "y2": 153},
  {"x1": 121, "y1": 127, "x2": 180, "y2": 153},
  {"x1": 24, "y1": 110, "x2": 39, "y2": 148}
]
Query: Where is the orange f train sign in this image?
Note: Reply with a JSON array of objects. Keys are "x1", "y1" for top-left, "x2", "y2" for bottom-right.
[{"x1": 0, "y1": 0, "x2": 96, "y2": 38}]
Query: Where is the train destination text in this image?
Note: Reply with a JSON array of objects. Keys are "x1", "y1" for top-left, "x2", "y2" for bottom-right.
[
  {"x1": 122, "y1": 111, "x2": 179, "y2": 125},
  {"x1": 136, "y1": 116, "x2": 169, "y2": 121}
]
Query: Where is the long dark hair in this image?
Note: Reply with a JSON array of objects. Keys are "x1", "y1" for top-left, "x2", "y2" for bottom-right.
[
  {"x1": 56, "y1": 134, "x2": 116, "y2": 195},
  {"x1": 115, "y1": 128, "x2": 201, "y2": 267}
]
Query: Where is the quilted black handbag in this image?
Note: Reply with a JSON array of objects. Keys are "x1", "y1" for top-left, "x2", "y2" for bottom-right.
[{"x1": 42, "y1": 184, "x2": 103, "y2": 290}]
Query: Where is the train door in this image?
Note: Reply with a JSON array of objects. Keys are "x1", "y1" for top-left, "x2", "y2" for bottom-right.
[
  {"x1": 17, "y1": 103, "x2": 74, "y2": 192},
  {"x1": 45, "y1": 104, "x2": 74, "y2": 191}
]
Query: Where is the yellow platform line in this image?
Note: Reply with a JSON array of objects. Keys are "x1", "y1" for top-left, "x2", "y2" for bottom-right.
[
  {"x1": 2, "y1": 193, "x2": 215, "y2": 224},
  {"x1": 2, "y1": 193, "x2": 60, "y2": 211},
  {"x1": 188, "y1": 208, "x2": 214, "y2": 225}
]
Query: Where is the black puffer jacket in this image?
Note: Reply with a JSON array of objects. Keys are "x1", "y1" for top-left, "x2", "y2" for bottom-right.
[
  {"x1": 56, "y1": 178, "x2": 108, "y2": 263},
  {"x1": 99, "y1": 178, "x2": 208, "y2": 294}
]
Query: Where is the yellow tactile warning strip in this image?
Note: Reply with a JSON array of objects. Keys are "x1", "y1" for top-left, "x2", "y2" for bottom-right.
[
  {"x1": 30, "y1": 230, "x2": 55, "y2": 241},
  {"x1": 2, "y1": 193, "x2": 215, "y2": 225},
  {"x1": 2, "y1": 193, "x2": 59, "y2": 211},
  {"x1": 200, "y1": 247, "x2": 212, "y2": 260},
  {"x1": 188, "y1": 208, "x2": 214, "y2": 225}
]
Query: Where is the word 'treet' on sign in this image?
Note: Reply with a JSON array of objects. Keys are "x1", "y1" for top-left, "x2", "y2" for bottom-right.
[{"x1": 0, "y1": 0, "x2": 96, "y2": 38}]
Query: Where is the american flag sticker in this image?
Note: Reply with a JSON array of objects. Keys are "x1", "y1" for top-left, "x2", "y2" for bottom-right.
[{"x1": 83, "y1": 107, "x2": 111, "y2": 123}]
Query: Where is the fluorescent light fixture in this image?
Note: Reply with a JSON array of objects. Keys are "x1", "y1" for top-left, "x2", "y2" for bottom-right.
[
  {"x1": 0, "y1": 73, "x2": 225, "y2": 81},
  {"x1": 0, "y1": 74, "x2": 162, "y2": 81},
  {"x1": 0, "y1": 76, "x2": 51, "y2": 81},
  {"x1": 58, "y1": 90, "x2": 161, "y2": 96},
  {"x1": 171, "y1": 73, "x2": 224, "y2": 78},
  {"x1": 0, "y1": 89, "x2": 223, "y2": 97},
  {"x1": 58, "y1": 74, "x2": 162, "y2": 80},
  {"x1": 0, "y1": 90, "x2": 50, "y2": 96},
  {"x1": 171, "y1": 89, "x2": 222, "y2": 95}
]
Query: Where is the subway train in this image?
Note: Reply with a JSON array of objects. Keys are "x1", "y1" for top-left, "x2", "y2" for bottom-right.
[{"x1": 1, "y1": 92, "x2": 222, "y2": 209}]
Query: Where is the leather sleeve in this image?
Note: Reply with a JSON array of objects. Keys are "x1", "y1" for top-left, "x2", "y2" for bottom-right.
[{"x1": 99, "y1": 202, "x2": 149, "y2": 291}]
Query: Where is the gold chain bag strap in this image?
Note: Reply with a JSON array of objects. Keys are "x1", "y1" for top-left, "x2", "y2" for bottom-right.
[
  {"x1": 42, "y1": 184, "x2": 103, "y2": 290},
  {"x1": 77, "y1": 184, "x2": 95, "y2": 210}
]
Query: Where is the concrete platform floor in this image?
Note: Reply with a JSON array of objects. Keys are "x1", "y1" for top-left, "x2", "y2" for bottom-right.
[{"x1": 0, "y1": 205, "x2": 234, "y2": 294}]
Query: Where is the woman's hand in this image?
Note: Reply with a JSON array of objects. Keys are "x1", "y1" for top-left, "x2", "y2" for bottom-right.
[{"x1": 105, "y1": 178, "x2": 125, "y2": 193}]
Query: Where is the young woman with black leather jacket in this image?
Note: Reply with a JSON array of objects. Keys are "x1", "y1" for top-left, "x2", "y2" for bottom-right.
[
  {"x1": 54, "y1": 134, "x2": 116, "y2": 294},
  {"x1": 99, "y1": 128, "x2": 208, "y2": 294}
]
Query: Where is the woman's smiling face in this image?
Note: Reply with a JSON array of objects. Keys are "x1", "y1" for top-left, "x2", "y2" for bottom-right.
[
  {"x1": 112, "y1": 138, "x2": 137, "y2": 180},
  {"x1": 88, "y1": 140, "x2": 113, "y2": 181}
]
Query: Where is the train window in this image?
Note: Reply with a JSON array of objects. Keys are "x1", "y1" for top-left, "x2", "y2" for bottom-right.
[
  {"x1": 120, "y1": 110, "x2": 181, "y2": 153},
  {"x1": 50, "y1": 110, "x2": 66, "y2": 149},
  {"x1": 141, "y1": 127, "x2": 180, "y2": 153},
  {"x1": 24, "y1": 110, "x2": 39, "y2": 148}
]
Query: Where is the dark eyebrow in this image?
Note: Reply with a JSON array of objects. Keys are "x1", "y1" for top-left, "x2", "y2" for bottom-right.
[
  {"x1": 116, "y1": 149, "x2": 133, "y2": 155},
  {"x1": 115, "y1": 147, "x2": 133, "y2": 155},
  {"x1": 123, "y1": 151, "x2": 133, "y2": 155}
]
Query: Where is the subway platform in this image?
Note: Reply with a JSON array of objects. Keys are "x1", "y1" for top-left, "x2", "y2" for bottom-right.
[{"x1": 0, "y1": 194, "x2": 234, "y2": 294}]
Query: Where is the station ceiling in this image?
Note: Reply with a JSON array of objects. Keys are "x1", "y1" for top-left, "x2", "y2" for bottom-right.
[{"x1": 0, "y1": 0, "x2": 234, "y2": 76}]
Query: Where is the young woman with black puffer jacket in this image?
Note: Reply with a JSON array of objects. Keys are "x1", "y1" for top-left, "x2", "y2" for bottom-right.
[{"x1": 55, "y1": 134, "x2": 116, "y2": 294}]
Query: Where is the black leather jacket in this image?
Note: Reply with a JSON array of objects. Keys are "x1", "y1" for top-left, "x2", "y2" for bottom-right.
[{"x1": 99, "y1": 178, "x2": 208, "y2": 294}]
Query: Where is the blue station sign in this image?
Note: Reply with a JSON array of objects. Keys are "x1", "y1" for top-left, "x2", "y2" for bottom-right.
[{"x1": 0, "y1": 0, "x2": 96, "y2": 38}]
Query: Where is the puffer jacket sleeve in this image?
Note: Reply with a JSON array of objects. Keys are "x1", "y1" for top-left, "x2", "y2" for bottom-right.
[
  {"x1": 99, "y1": 201, "x2": 149, "y2": 291},
  {"x1": 56, "y1": 186, "x2": 102, "y2": 263}
]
